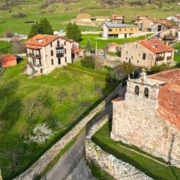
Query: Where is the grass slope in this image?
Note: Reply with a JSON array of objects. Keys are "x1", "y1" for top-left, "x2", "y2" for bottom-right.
[{"x1": 0, "y1": 59, "x2": 116, "y2": 179}]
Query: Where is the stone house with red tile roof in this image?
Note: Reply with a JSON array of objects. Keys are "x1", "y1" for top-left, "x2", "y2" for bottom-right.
[
  {"x1": 107, "y1": 42, "x2": 120, "y2": 52},
  {"x1": 121, "y1": 39, "x2": 174, "y2": 68},
  {"x1": 111, "y1": 68, "x2": 180, "y2": 168},
  {"x1": 110, "y1": 14, "x2": 125, "y2": 24},
  {"x1": 25, "y1": 34, "x2": 81, "y2": 78},
  {"x1": 166, "y1": 14, "x2": 180, "y2": 27},
  {"x1": 0, "y1": 54, "x2": 17, "y2": 67},
  {"x1": 133, "y1": 15, "x2": 148, "y2": 27},
  {"x1": 142, "y1": 18, "x2": 172, "y2": 32}
]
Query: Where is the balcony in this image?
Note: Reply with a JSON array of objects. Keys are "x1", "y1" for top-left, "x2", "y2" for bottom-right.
[
  {"x1": 166, "y1": 56, "x2": 172, "y2": 60},
  {"x1": 27, "y1": 53, "x2": 41, "y2": 58},
  {"x1": 156, "y1": 57, "x2": 164, "y2": 61}
]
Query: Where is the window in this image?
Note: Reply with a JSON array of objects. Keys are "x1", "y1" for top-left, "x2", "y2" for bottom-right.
[
  {"x1": 144, "y1": 87, "x2": 149, "y2": 98},
  {"x1": 119, "y1": 28, "x2": 121, "y2": 31},
  {"x1": 65, "y1": 48, "x2": 66, "y2": 54},
  {"x1": 51, "y1": 59, "x2": 54, "y2": 65},
  {"x1": 135, "y1": 85, "x2": 139, "y2": 95},
  {"x1": 142, "y1": 53, "x2": 146, "y2": 60},
  {"x1": 65, "y1": 57, "x2": 67, "y2": 63},
  {"x1": 131, "y1": 56, "x2": 133, "y2": 59},
  {"x1": 135, "y1": 44, "x2": 138, "y2": 48},
  {"x1": 126, "y1": 57, "x2": 128, "y2": 60},
  {"x1": 50, "y1": 43, "x2": 52, "y2": 47},
  {"x1": 51, "y1": 50, "x2": 53, "y2": 56},
  {"x1": 125, "y1": 28, "x2": 126, "y2": 31},
  {"x1": 64, "y1": 41, "x2": 66, "y2": 45},
  {"x1": 57, "y1": 40, "x2": 60, "y2": 47},
  {"x1": 58, "y1": 58, "x2": 61, "y2": 64},
  {"x1": 137, "y1": 60, "x2": 139, "y2": 63},
  {"x1": 109, "y1": 29, "x2": 112, "y2": 32},
  {"x1": 126, "y1": 51, "x2": 128, "y2": 54}
]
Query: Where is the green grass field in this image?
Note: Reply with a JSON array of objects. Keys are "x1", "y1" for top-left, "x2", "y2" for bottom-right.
[
  {"x1": 92, "y1": 121, "x2": 180, "y2": 180},
  {"x1": 0, "y1": 59, "x2": 116, "y2": 180},
  {"x1": 0, "y1": 0, "x2": 180, "y2": 36}
]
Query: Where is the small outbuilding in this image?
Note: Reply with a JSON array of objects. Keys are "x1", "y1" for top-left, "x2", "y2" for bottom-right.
[{"x1": 0, "y1": 54, "x2": 17, "y2": 67}]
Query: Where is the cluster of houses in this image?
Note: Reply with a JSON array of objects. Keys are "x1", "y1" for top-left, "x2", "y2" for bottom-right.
[{"x1": 0, "y1": 13, "x2": 180, "y2": 77}]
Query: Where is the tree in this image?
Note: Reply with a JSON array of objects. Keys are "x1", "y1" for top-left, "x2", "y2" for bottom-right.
[
  {"x1": 109, "y1": 62, "x2": 136, "y2": 83},
  {"x1": 66, "y1": 22, "x2": 82, "y2": 42},
  {"x1": 81, "y1": 56, "x2": 95, "y2": 69},
  {"x1": 149, "y1": 63, "x2": 169, "y2": 74},
  {"x1": 24, "y1": 123, "x2": 54, "y2": 144},
  {"x1": 28, "y1": 18, "x2": 53, "y2": 38},
  {"x1": 85, "y1": 39, "x2": 92, "y2": 52}
]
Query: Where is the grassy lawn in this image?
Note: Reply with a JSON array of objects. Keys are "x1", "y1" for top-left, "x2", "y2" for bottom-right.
[
  {"x1": 92, "y1": 121, "x2": 180, "y2": 180},
  {"x1": 0, "y1": 41, "x2": 12, "y2": 54},
  {"x1": 0, "y1": 59, "x2": 116, "y2": 180},
  {"x1": 79, "y1": 34, "x2": 153, "y2": 49},
  {"x1": 107, "y1": 52, "x2": 120, "y2": 57},
  {"x1": 0, "y1": 0, "x2": 179, "y2": 37}
]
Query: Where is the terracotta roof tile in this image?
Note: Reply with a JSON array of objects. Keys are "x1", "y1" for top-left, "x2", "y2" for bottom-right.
[
  {"x1": 0, "y1": 54, "x2": 16, "y2": 62},
  {"x1": 157, "y1": 83, "x2": 180, "y2": 130},
  {"x1": 148, "y1": 69, "x2": 180, "y2": 84},
  {"x1": 25, "y1": 34, "x2": 59, "y2": 47},
  {"x1": 139, "y1": 39, "x2": 174, "y2": 54}
]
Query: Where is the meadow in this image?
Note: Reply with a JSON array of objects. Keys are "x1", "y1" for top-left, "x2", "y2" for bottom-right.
[
  {"x1": 0, "y1": 59, "x2": 116, "y2": 179},
  {"x1": 0, "y1": 0, "x2": 180, "y2": 36}
]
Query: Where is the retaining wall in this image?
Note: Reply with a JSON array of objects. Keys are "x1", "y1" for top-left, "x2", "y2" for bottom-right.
[{"x1": 85, "y1": 114, "x2": 153, "y2": 180}]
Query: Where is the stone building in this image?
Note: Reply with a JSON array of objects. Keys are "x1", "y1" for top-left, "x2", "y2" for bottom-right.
[
  {"x1": 133, "y1": 15, "x2": 148, "y2": 28},
  {"x1": 0, "y1": 54, "x2": 17, "y2": 67},
  {"x1": 102, "y1": 22, "x2": 139, "y2": 39},
  {"x1": 111, "y1": 68, "x2": 180, "y2": 168},
  {"x1": 121, "y1": 39, "x2": 174, "y2": 68},
  {"x1": 110, "y1": 14, "x2": 125, "y2": 24},
  {"x1": 25, "y1": 34, "x2": 81, "y2": 78}
]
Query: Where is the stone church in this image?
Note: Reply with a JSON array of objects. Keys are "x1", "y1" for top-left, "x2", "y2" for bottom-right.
[{"x1": 111, "y1": 68, "x2": 180, "y2": 167}]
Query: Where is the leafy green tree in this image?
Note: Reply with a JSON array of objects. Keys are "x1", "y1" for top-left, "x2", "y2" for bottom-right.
[
  {"x1": 66, "y1": 22, "x2": 82, "y2": 42},
  {"x1": 28, "y1": 18, "x2": 53, "y2": 38},
  {"x1": 85, "y1": 39, "x2": 92, "y2": 52},
  {"x1": 40, "y1": 17, "x2": 53, "y2": 35},
  {"x1": 109, "y1": 62, "x2": 136, "y2": 83},
  {"x1": 149, "y1": 63, "x2": 169, "y2": 74}
]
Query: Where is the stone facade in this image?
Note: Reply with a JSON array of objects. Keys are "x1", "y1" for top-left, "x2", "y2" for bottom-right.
[
  {"x1": 25, "y1": 34, "x2": 81, "y2": 78},
  {"x1": 121, "y1": 40, "x2": 174, "y2": 68},
  {"x1": 111, "y1": 73, "x2": 180, "y2": 168}
]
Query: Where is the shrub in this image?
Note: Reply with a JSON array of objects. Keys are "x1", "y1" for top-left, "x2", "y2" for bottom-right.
[
  {"x1": 149, "y1": 63, "x2": 169, "y2": 74},
  {"x1": 81, "y1": 56, "x2": 95, "y2": 69},
  {"x1": 12, "y1": 12, "x2": 27, "y2": 18}
]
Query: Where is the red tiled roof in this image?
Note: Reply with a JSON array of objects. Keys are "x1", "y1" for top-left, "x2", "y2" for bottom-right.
[
  {"x1": 111, "y1": 14, "x2": 124, "y2": 20},
  {"x1": 72, "y1": 48, "x2": 81, "y2": 53},
  {"x1": 135, "y1": 15, "x2": 148, "y2": 20},
  {"x1": 25, "y1": 34, "x2": 59, "y2": 47},
  {"x1": 0, "y1": 54, "x2": 16, "y2": 62},
  {"x1": 109, "y1": 42, "x2": 119, "y2": 47},
  {"x1": 148, "y1": 69, "x2": 180, "y2": 84},
  {"x1": 139, "y1": 39, "x2": 174, "y2": 54},
  {"x1": 157, "y1": 83, "x2": 180, "y2": 130},
  {"x1": 145, "y1": 17, "x2": 156, "y2": 22}
]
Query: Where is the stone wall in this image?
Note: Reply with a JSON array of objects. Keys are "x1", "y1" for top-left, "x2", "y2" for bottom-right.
[
  {"x1": 14, "y1": 83, "x2": 123, "y2": 180},
  {"x1": 85, "y1": 115, "x2": 153, "y2": 180},
  {"x1": 86, "y1": 141, "x2": 153, "y2": 180}
]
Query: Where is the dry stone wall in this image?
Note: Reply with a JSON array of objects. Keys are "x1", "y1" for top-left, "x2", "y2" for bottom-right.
[
  {"x1": 86, "y1": 112, "x2": 153, "y2": 180},
  {"x1": 14, "y1": 84, "x2": 123, "y2": 180},
  {"x1": 86, "y1": 141, "x2": 153, "y2": 180}
]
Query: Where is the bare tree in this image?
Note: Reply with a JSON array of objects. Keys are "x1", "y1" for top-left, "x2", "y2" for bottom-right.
[{"x1": 57, "y1": 90, "x2": 68, "y2": 104}]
